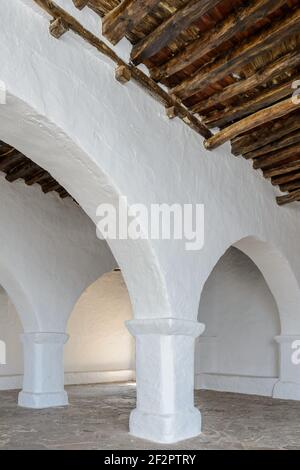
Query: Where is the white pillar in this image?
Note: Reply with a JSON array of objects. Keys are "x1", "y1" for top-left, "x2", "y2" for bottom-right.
[
  {"x1": 273, "y1": 335, "x2": 300, "y2": 400},
  {"x1": 126, "y1": 318, "x2": 205, "y2": 443},
  {"x1": 18, "y1": 332, "x2": 69, "y2": 409}
]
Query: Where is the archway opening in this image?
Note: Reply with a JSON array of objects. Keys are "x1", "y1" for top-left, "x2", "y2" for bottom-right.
[
  {"x1": 64, "y1": 269, "x2": 135, "y2": 386},
  {"x1": 196, "y1": 246, "x2": 280, "y2": 397}
]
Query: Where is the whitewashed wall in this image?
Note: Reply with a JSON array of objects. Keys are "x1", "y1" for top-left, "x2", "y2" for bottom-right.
[
  {"x1": 196, "y1": 247, "x2": 280, "y2": 396},
  {"x1": 0, "y1": 271, "x2": 134, "y2": 390}
]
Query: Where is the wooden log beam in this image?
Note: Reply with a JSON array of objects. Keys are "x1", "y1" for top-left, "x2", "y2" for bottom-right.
[
  {"x1": 151, "y1": 0, "x2": 286, "y2": 81},
  {"x1": 115, "y1": 64, "x2": 131, "y2": 83},
  {"x1": 231, "y1": 112, "x2": 300, "y2": 156},
  {"x1": 42, "y1": 180, "x2": 62, "y2": 193},
  {"x1": 172, "y1": 7, "x2": 300, "y2": 100},
  {"x1": 204, "y1": 97, "x2": 300, "y2": 150},
  {"x1": 191, "y1": 50, "x2": 300, "y2": 115},
  {"x1": 204, "y1": 77, "x2": 298, "y2": 129},
  {"x1": 33, "y1": 0, "x2": 211, "y2": 139},
  {"x1": 5, "y1": 162, "x2": 36, "y2": 182},
  {"x1": 25, "y1": 170, "x2": 48, "y2": 185},
  {"x1": 272, "y1": 171, "x2": 300, "y2": 186},
  {"x1": 0, "y1": 152, "x2": 23, "y2": 171},
  {"x1": 277, "y1": 189, "x2": 300, "y2": 205},
  {"x1": 72, "y1": 0, "x2": 89, "y2": 10},
  {"x1": 280, "y1": 179, "x2": 300, "y2": 192},
  {"x1": 245, "y1": 129, "x2": 300, "y2": 160},
  {"x1": 130, "y1": 0, "x2": 222, "y2": 65},
  {"x1": 49, "y1": 17, "x2": 69, "y2": 38},
  {"x1": 102, "y1": 0, "x2": 161, "y2": 45},
  {"x1": 253, "y1": 143, "x2": 300, "y2": 170},
  {"x1": 264, "y1": 159, "x2": 300, "y2": 179}
]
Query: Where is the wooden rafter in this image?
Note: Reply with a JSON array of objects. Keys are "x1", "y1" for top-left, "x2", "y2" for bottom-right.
[
  {"x1": 130, "y1": 0, "x2": 222, "y2": 65},
  {"x1": 171, "y1": 6, "x2": 300, "y2": 100},
  {"x1": 150, "y1": 0, "x2": 287, "y2": 81},
  {"x1": 102, "y1": 0, "x2": 162, "y2": 45}
]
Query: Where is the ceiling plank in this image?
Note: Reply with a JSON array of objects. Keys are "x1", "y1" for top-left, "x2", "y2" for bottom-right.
[
  {"x1": 231, "y1": 112, "x2": 300, "y2": 156},
  {"x1": 264, "y1": 159, "x2": 300, "y2": 178},
  {"x1": 151, "y1": 0, "x2": 287, "y2": 81},
  {"x1": 191, "y1": 50, "x2": 300, "y2": 115},
  {"x1": 130, "y1": 0, "x2": 222, "y2": 65},
  {"x1": 280, "y1": 179, "x2": 300, "y2": 192},
  {"x1": 277, "y1": 189, "x2": 300, "y2": 205},
  {"x1": 204, "y1": 77, "x2": 299, "y2": 128},
  {"x1": 205, "y1": 97, "x2": 300, "y2": 150},
  {"x1": 102, "y1": 0, "x2": 161, "y2": 45},
  {"x1": 171, "y1": 7, "x2": 300, "y2": 100},
  {"x1": 253, "y1": 142, "x2": 300, "y2": 169},
  {"x1": 272, "y1": 171, "x2": 300, "y2": 186},
  {"x1": 244, "y1": 129, "x2": 300, "y2": 159}
]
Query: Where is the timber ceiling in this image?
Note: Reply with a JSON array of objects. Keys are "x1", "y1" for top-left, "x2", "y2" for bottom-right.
[
  {"x1": 72, "y1": 0, "x2": 300, "y2": 205},
  {"x1": 19, "y1": 0, "x2": 300, "y2": 206},
  {"x1": 0, "y1": 141, "x2": 70, "y2": 198}
]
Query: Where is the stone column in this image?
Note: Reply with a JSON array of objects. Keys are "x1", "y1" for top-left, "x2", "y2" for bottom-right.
[
  {"x1": 273, "y1": 335, "x2": 300, "y2": 400},
  {"x1": 126, "y1": 318, "x2": 205, "y2": 443},
  {"x1": 18, "y1": 332, "x2": 69, "y2": 409}
]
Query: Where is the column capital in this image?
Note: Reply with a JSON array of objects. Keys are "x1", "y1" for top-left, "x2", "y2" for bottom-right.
[
  {"x1": 126, "y1": 318, "x2": 205, "y2": 337},
  {"x1": 21, "y1": 332, "x2": 69, "y2": 345}
]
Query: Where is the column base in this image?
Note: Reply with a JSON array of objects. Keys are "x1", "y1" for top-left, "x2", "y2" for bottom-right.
[
  {"x1": 129, "y1": 407, "x2": 201, "y2": 444},
  {"x1": 273, "y1": 381, "x2": 300, "y2": 401},
  {"x1": 18, "y1": 390, "x2": 68, "y2": 409}
]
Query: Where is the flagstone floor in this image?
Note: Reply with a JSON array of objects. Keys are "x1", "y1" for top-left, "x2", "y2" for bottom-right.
[{"x1": 1, "y1": 383, "x2": 300, "y2": 449}]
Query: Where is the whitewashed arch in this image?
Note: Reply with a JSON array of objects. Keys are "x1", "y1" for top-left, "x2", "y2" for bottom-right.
[{"x1": 199, "y1": 236, "x2": 300, "y2": 335}]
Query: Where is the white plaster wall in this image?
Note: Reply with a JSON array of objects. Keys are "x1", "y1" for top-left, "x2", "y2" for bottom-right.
[
  {"x1": 2, "y1": 0, "x2": 300, "y2": 332},
  {"x1": 0, "y1": 271, "x2": 134, "y2": 390},
  {"x1": 196, "y1": 247, "x2": 280, "y2": 395},
  {"x1": 0, "y1": 173, "x2": 116, "y2": 332}
]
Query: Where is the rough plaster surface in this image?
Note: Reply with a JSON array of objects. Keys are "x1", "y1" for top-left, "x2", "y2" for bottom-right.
[{"x1": 2, "y1": 0, "x2": 300, "y2": 442}]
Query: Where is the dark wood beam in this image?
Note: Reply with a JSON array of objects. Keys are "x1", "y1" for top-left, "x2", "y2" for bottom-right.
[
  {"x1": 204, "y1": 77, "x2": 298, "y2": 129},
  {"x1": 191, "y1": 50, "x2": 300, "y2": 115},
  {"x1": 0, "y1": 152, "x2": 23, "y2": 171},
  {"x1": 205, "y1": 97, "x2": 300, "y2": 150},
  {"x1": 231, "y1": 112, "x2": 300, "y2": 156},
  {"x1": 33, "y1": 0, "x2": 211, "y2": 139},
  {"x1": 277, "y1": 189, "x2": 300, "y2": 205},
  {"x1": 172, "y1": 7, "x2": 300, "y2": 100},
  {"x1": 272, "y1": 171, "x2": 300, "y2": 186},
  {"x1": 245, "y1": 129, "x2": 300, "y2": 160},
  {"x1": 130, "y1": 0, "x2": 222, "y2": 65},
  {"x1": 253, "y1": 143, "x2": 300, "y2": 170},
  {"x1": 102, "y1": 0, "x2": 161, "y2": 45},
  {"x1": 264, "y1": 159, "x2": 300, "y2": 179},
  {"x1": 25, "y1": 170, "x2": 48, "y2": 185},
  {"x1": 280, "y1": 179, "x2": 300, "y2": 192},
  {"x1": 151, "y1": 0, "x2": 286, "y2": 81}
]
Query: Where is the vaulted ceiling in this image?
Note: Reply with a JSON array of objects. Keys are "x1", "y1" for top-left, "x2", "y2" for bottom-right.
[{"x1": 33, "y1": 1, "x2": 300, "y2": 204}]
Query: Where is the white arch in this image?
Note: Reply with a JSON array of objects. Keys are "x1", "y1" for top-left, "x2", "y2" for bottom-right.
[
  {"x1": 199, "y1": 236, "x2": 300, "y2": 335},
  {"x1": 0, "y1": 261, "x2": 37, "y2": 331}
]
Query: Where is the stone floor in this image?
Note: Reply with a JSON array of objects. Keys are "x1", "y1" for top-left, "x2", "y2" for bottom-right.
[{"x1": 1, "y1": 383, "x2": 300, "y2": 449}]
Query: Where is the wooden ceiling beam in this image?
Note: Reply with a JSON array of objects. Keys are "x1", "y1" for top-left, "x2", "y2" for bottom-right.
[
  {"x1": 151, "y1": 0, "x2": 286, "y2": 81},
  {"x1": 33, "y1": 0, "x2": 211, "y2": 139},
  {"x1": 0, "y1": 152, "x2": 23, "y2": 171},
  {"x1": 205, "y1": 96, "x2": 300, "y2": 150},
  {"x1": 172, "y1": 7, "x2": 300, "y2": 100},
  {"x1": 244, "y1": 129, "x2": 300, "y2": 160},
  {"x1": 5, "y1": 162, "x2": 36, "y2": 182},
  {"x1": 231, "y1": 112, "x2": 300, "y2": 156},
  {"x1": 130, "y1": 0, "x2": 222, "y2": 65},
  {"x1": 277, "y1": 189, "x2": 300, "y2": 205},
  {"x1": 102, "y1": 0, "x2": 161, "y2": 45},
  {"x1": 279, "y1": 179, "x2": 300, "y2": 192},
  {"x1": 264, "y1": 159, "x2": 300, "y2": 179},
  {"x1": 253, "y1": 142, "x2": 300, "y2": 170},
  {"x1": 272, "y1": 170, "x2": 300, "y2": 186},
  {"x1": 204, "y1": 76, "x2": 299, "y2": 129},
  {"x1": 191, "y1": 50, "x2": 300, "y2": 115}
]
